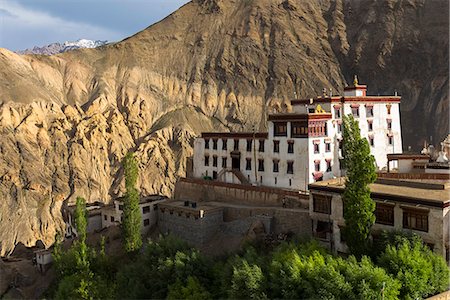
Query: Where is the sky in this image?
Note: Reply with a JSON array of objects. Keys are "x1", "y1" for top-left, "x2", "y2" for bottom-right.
[{"x1": 0, "y1": 0, "x2": 190, "y2": 51}]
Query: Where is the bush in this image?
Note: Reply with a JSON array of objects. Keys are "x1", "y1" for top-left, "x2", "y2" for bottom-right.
[{"x1": 378, "y1": 239, "x2": 450, "y2": 299}]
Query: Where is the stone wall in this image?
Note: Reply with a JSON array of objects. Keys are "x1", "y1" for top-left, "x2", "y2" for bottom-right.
[
  {"x1": 175, "y1": 178, "x2": 309, "y2": 209},
  {"x1": 158, "y1": 208, "x2": 223, "y2": 245}
]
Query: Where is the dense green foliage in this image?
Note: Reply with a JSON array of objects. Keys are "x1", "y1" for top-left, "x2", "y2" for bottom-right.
[
  {"x1": 342, "y1": 114, "x2": 377, "y2": 256},
  {"x1": 377, "y1": 234, "x2": 450, "y2": 299},
  {"x1": 51, "y1": 230, "x2": 449, "y2": 299},
  {"x1": 52, "y1": 197, "x2": 116, "y2": 299},
  {"x1": 122, "y1": 152, "x2": 142, "y2": 253}
]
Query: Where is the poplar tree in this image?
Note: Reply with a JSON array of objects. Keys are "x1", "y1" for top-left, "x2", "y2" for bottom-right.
[
  {"x1": 75, "y1": 196, "x2": 89, "y2": 272},
  {"x1": 341, "y1": 114, "x2": 377, "y2": 257},
  {"x1": 122, "y1": 152, "x2": 142, "y2": 252}
]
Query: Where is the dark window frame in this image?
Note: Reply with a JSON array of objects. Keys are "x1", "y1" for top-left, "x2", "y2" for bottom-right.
[
  {"x1": 258, "y1": 159, "x2": 264, "y2": 172},
  {"x1": 245, "y1": 158, "x2": 252, "y2": 170},
  {"x1": 375, "y1": 203, "x2": 394, "y2": 226},
  {"x1": 222, "y1": 139, "x2": 227, "y2": 150},
  {"x1": 313, "y1": 194, "x2": 332, "y2": 214},
  {"x1": 259, "y1": 140, "x2": 265, "y2": 152},
  {"x1": 212, "y1": 156, "x2": 218, "y2": 167},
  {"x1": 274, "y1": 122, "x2": 288, "y2": 137},
  {"x1": 204, "y1": 155, "x2": 210, "y2": 166},
  {"x1": 205, "y1": 139, "x2": 210, "y2": 149},
  {"x1": 222, "y1": 157, "x2": 227, "y2": 168},
  {"x1": 287, "y1": 141, "x2": 294, "y2": 154},
  {"x1": 246, "y1": 139, "x2": 252, "y2": 152},
  {"x1": 287, "y1": 161, "x2": 294, "y2": 174},
  {"x1": 212, "y1": 139, "x2": 218, "y2": 150},
  {"x1": 142, "y1": 206, "x2": 150, "y2": 214},
  {"x1": 273, "y1": 160, "x2": 279, "y2": 173},
  {"x1": 273, "y1": 140, "x2": 280, "y2": 153},
  {"x1": 403, "y1": 208, "x2": 428, "y2": 232},
  {"x1": 291, "y1": 121, "x2": 309, "y2": 138}
]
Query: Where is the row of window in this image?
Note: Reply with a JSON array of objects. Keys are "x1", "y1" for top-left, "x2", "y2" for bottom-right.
[
  {"x1": 205, "y1": 138, "x2": 266, "y2": 152},
  {"x1": 204, "y1": 155, "x2": 332, "y2": 174},
  {"x1": 334, "y1": 104, "x2": 392, "y2": 119},
  {"x1": 313, "y1": 195, "x2": 429, "y2": 232},
  {"x1": 274, "y1": 121, "x2": 310, "y2": 138},
  {"x1": 118, "y1": 204, "x2": 158, "y2": 214},
  {"x1": 368, "y1": 135, "x2": 394, "y2": 147}
]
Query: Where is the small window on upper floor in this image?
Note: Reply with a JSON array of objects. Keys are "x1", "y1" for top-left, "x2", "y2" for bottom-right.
[
  {"x1": 212, "y1": 156, "x2": 218, "y2": 167},
  {"x1": 258, "y1": 159, "x2": 264, "y2": 172},
  {"x1": 205, "y1": 139, "x2": 210, "y2": 149},
  {"x1": 326, "y1": 160, "x2": 332, "y2": 172},
  {"x1": 259, "y1": 140, "x2": 265, "y2": 152},
  {"x1": 386, "y1": 104, "x2": 392, "y2": 115},
  {"x1": 234, "y1": 139, "x2": 239, "y2": 151},
  {"x1": 204, "y1": 155, "x2": 210, "y2": 166},
  {"x1": 314, "y1": 143, "x2": 320, "y2": 154},
  {"x1": 246, "y1": 158, "x2": 252, "y2": 170},
  {"x1": 273, "y1": 140, "x2": 280, "y2": 153},
  {"x1": 366, "y1": 106, "x2": 374, "y2": 117},
  {"x1": 212, "y1": 139, "x2": 218, "y2": 150},
  {"x1": 334, "y1": 108, "x2": 341, "y2": 118},
  {"x1": 388, "y1": 136, "x2": 393, "y2": 145},
  {"x1": 352, "y1": 107, "x2": 359, "y2": 118},
  {"x1": 273, "y1": 160, "x2": 279, "y2": 173},
  {"x1": 369, "y1": 136, "x2": 374, "y2": 147},
  {"x1": 222, "y1": 157, "x2": 227, "y2": 168},
  {"x1": 368, "y1": 121, "x2": 373, "y2": 132},
  {"x1": 222, "y1": 139, "x2": 227, "y2": 150},
  {"x1": 387, "y1": 119, "x2": 392, "y2": 130},
  {"x1": 143, "y1": 206, "x2": 150, "y2": 214},
  {"x1": 287, "y1": 141, "x2": 294, "y2": 154},
  {"x1": 246, "y1": 139, "x2": 252, "y2": 152},
  {"x1": 325, "y1": 142, "x2": 331, "y2": 152},
  {"x1": 287, "y1": 161, "x2": 294, "y2": 174}
]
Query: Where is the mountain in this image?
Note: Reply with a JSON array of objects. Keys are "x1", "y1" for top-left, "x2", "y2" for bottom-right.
[
  {"x1": 16, "y1": 39, "x2": 108, "y2": 55},
  {"x1": 0, "y1": 0, "x2": 448, "y2": 256}
]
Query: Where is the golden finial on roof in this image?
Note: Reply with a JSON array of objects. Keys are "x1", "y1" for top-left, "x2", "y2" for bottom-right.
[{"x1": 353, "y1": 75, "x2": 359, "y2": 86}]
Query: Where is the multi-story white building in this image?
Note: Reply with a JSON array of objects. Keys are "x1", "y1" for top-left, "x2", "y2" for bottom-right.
[{"x1": 193, "y1": 78, "x2": 403, "y2": 192}]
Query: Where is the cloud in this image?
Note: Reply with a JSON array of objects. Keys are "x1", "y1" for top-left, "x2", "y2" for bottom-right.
[{"x1": 0, "y1": 0, "x2": 124, "y2": 50}]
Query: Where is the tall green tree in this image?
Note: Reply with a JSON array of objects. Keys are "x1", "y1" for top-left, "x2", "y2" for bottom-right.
[
  {"x1": 341, "y1": 114, "x2": 377, "y2": 256},
  {"x1": 122, "y1": 152, "x2": 142, "y2": 253},
  {"x1": 74, "y1": 196, "x2": 89, "y2": 272}
]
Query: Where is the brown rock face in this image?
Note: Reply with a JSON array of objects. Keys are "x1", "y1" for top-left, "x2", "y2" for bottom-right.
[{"x1": 0, "y1": 0, "x2": 448, "y2": 255}]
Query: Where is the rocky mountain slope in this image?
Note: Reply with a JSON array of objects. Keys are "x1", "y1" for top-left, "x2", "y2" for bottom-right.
[
  {"x1": 16, "y1": 39, "x2": 109, "y2": 55},
  {"x1": 0, "y1": 0, "x2": 448, "y2": 255}
]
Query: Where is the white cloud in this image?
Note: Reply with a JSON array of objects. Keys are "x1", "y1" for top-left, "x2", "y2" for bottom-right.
[{"x1": 0, "y1": 0, "x2": 124, "y2": 50}]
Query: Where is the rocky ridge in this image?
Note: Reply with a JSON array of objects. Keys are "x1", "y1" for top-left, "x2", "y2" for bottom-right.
[{"x1": 0, "y1": 0, "x2": 448, "y2": 255}]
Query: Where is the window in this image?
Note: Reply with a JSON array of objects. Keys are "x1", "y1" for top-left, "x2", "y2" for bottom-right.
[
  {"x1": 213, "y1": 171, "x2": 217, "y2": 179},
  {"x1": 119, "y1": 204, "x2": 123, "y2": 211},
  {"x1": 403, "y1": 208, "x2": 428, "y2": 232},
  {"x1": 387, "y1": 119, "x2": 392, "y2": 130},
  {"x1": 315, "y1": 221, "x2": 331, "y2": 239},
  {"x1": 369, "y1": 136, "x2": 374, "y2": 147},
  {"x1": 338, "y1": 140, "x2": 343, "y2": 150},
  {"x1": 104, "y1": 215, "x2": 107, "y2": 221},
  {"x1": 246, "y1": 158, "x2": 252, "y2": 170},
  {"x1": 315, "y1": 161, "x2": 320, "y2": 172},
  {"x1": 291, "y1": 121, "x2": 308, "y2": 138},
  {"x1": 143, "y1": 206, "x2": 150, "y2": 214},
  {"x1": 274, "y1": 122, "x2": 287, "y2": 136},
  {"x1": 222, "y1": 139, "x2": 227, "y2": 150},
  {"x1": 313, "y1": 194, "x2": 331, "y2": 214},
  {"x1": 212, "y1": 139, "x2": 218, "y2": 150},
  {"x1": 352, "y1": 107, "x2": 359, "y2": 117},
  {"x1": 287, "y1": 161, "x2": 294, "y2": 174},
  {"x1": 368, "y1": 121, "x2": 373, "y2": 132},
  {"x1": 234, "y1": 139, "x2": 239, "y2": 151},
  {"x1": 273, "y1": 140, "x2": 280, "y2": 153},
  {"x1": 337, "y1": 123, "x2": 342, "y2": 133},
  {"x1": 205, "y1": 139, "x2": 210, "y2": 149},
  {"x1": 153, "y1": 204, "x2": 158, "y2": 210},
  {"x1": 204, "y1": 155, "x2": 209, "y2": 166},
  {"x1": 110, "y1": 216, "x2": 115, "y2": 222},
  {"x1": 144, "y1": 219, "x2": 150, "y2": 226},
  {"x1": 334, "y1": 108, "x2": 341, "y2": 118},
  {"x1": 388, "y1": 136, "x2": 393, "y2": 145},
  {"x1": 213, "y1": 156, "x2": 218, "y2": 167},
  {"x1": 366, "y1": 106, "x2": 374, "y2": 117},
  {"x1": 325, "y1": 142, "x2": 331, "y2": 152},
  {"x1": 326, "y1": 160, "x2": 332, "y2": 172},
  {"x1": 222, "y1": 157, "x2": 227, "y2": 168},
  {"x1": 259, "y1": 140, "x2": 265, "y2": 152},
  {"x1": 258, "y1": 159, "x2": 264, "y2": 172},
  {"x1": 314, "y1": 143, "x2": 320, "y2": 154},
  {"x1": 386, "y1": 104, "x2": 392, "y2": 115},
  {"x1": 246, "y1": 139, "x2": 252, "y2": 152},
  {"x1": 289, "y1": 179, "x2": 292, "y2": 186},
  {"x1": 287, "y1": 141, "x2": 294, "y2": 154},
  {"x1": 273, "y1": 160, "x2": 279, "y2": 173},
  {"x1": 375, "y1": 203, "x2": 394, "y2": 226},
  {"x1": 275, "y1": 177, "x2": 277, "y2": 185}
]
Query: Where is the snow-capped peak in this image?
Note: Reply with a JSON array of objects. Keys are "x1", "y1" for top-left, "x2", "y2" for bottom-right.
[{"x1": 63, "y1": 39, "x2": 108, "y2": 50}]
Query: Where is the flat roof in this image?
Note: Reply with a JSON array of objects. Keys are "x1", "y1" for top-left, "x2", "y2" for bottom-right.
[
  {"x1": 114, "y1": 195, "x2": 168, "y2": 204},
  {"x1": 201, "y1": 132, "x2": 268, "y2": 139},
  {"x1": 159, "y1": 200, "x2": 223, "y2": 213},
  {"x1": 267, "y1": 113, "x2": 332, "y2": 121},
  {"x1": 309, "y1": 178, "x2": 450, "y2": 208},
  {"x1": 387, "y1": 153, "x2": 430, "y2": 160},
  {"x1": 291, "y1": 96, "x2": 401, "y2": 105}
]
